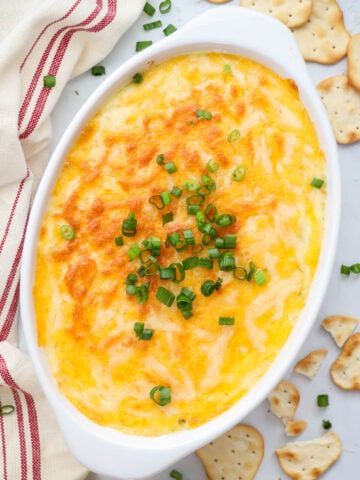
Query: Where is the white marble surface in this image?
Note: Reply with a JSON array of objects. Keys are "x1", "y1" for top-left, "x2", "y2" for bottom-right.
[{"x1": 45, "y1": 1, "x2": 360, "y2": 478}]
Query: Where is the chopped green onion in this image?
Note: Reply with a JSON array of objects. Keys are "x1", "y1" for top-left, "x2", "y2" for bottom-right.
[
  {"x1": 126, "y1": 284, "x2": 137, "y2": 295},
  {"x1": 143, "y1": 20, "x2": 162, "y2": 30},
  {"x1": 156, "y1": 286, "x2": 175, "y2": 307},
  {"x1": 160, "y1": 191, "x2": 172, "y2": 205},
  {"x1": 43, "y1": 74, "x2": 56, "y2": 88},
  {"x1": 196, "y1": 109, "x2": 212, "y2": 120},
  {"x1": 219, "y1": 316, "x2": 235, "y2": 325},
  {"x1": 142, "y1": 236, "x2": 161, "y2": 250},
  {"x1": 340, "y1": 264, "x2": 351, "y2": 275},
  {"x1": 180, "y1": 287, "x2": 196, "y2": 301},
  {"x1": 143, "y1": 1, "x2": 156, "y2": 15},
  {"x1": 191, "y1": 243, "x2": 203, "y2": 254},
  {"x1": 233, "y1": 266, "x2": 248, "y2": 280},
  {"x1": 187, "y1": 204, "x2": 200, "y2": 215},
  {"x1": 171, "y1": 186, "x2": 182, "y2": 198},
  {"x1": 246, "y1": 261, "x2": 256, "y2": 281},
  {"x1": 254, "y1": 269, "x2": 266, "y2": 286},
  {"x1": 136, "y1": 40, "x2": 153, "y2": 52},
  {"x1": 183, "y1": 179, "x2": 200, "y2": 191},
  {"x1": 218, "y1": 251, "x2": 235, "y2": 271},
  {"x1": 163, "y1": 24, "x2": 177, "y2": 36},
  {"x1": 156, "y1": 153, "x2": 165, "y2": 165},
  {"x1": 232, "y1": 166, "x2": 246, "y2": 182},
  {"x1": 159, "y1": 0, "x2": 171, "y2": 13},
  {"x1": 186, "y1": 194, "x2": 205, "y2": 207},
  {"x1": 169, "y1": 262, "x2": 185, "y2": 283},
  {"x1": 114, "y1": 235, "x2": 124, "y2": 246},
  {"x1": 182, "y1": 256, "x2": 199, "y2": 270},
  {"x1": 317, "y1": 394, "x2": 329, "y2": 407},
  {"x1": 132, "y1": 72, "x2": 144, "y2": 84},
  {"x1": 134, "y1": 321, "x2": 144, "y2": 339},
  {"x1": 205, "y1": 159, "x2": 219, "y2": 173},
  {"x1": 183, "y1": 229, "x2": 195, "y2": 245},
  {"x1": 59, "y1": 224, "x2": 75, "y2": 240},
  {"x1": 0, "y1": 405, "x2": 15, "y2": 416},
  {"x1": 169, "y1": 469, "x2": 183, "y2": 480},
  {"x1": 322, "y1": 419, "x2": 332, "y2": 430},
  {"x1": 215, "y1": 237, "x2": 225, "y2": 248},
  {"x1": 164, "y1": 161, "x2": 177, "y2": 174},
  {"x1": 223, "y1": 64, "x2": 232, "y2": 74},
  {"x1": 126, "y1": 273, "x2": 138, "y2": 285},
  {"x1": 215, "y1": 214, "x2": 236, "y2": 227},
  {"x1": 228, "y1": 129, "x2": 241, "y2": 142},
  {"x1": 224, "y1": 234, "x2": 237, "y2": 249},
  {"x1": 122, "y1": 212, "x2": 137, "y2": 237},
  {"x1": 159, "y1": 267, "x2": 175, "y2": 280},
  {"x1": 149, "y1": 194, "x2": 165, "y2": 210},
  {"x1": 150, "y1": 385, "x2": 171, "y2": 406},
  {"x1": 91, "y1": 65, "x2": 105, "y2": 76},
  {"x1": 141, "y1": 329, "x2": 154, "y2": 340},
  {"x1": 198, "y1": 257, "x2": 213, "y2": 269},
  {"x1": 135, "y1": 283, "x2": 150, "y2": 304},
  {"x1": 311, "y1": 177, "x2": 324, "y2": 188},
  {"x1": 128, "y1": 243, "x2": 142, "y2": 260},
  {"x1": 201, "y1": 174, "x2": 216, "y2": 191},
  {"x1": 201, "y1": 277, "x2": 222, "y2": 297},
  {"x1": 205, "y1": 204, "x2": 218, "y2": 222},
  {"x1": 162, "y1": 212, "x2": 174, "y2": 225},
  {"x1": 208, "y1": 247, "x2": 220, "y2": 259}
]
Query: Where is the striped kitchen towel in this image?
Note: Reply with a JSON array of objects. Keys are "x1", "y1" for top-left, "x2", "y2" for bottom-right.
[{"x1": 0, "y1": 0, "x2": 144, "y2": 478}]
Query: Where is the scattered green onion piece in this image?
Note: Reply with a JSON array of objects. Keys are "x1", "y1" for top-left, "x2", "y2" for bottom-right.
[
  {"x1": 311, "y1": 177, "x2": 324, "y2": 189},
  {"x1": 136, "y1": 40, "x2": 153, "y2": 52},
  {"x1": 163, "y1": 24, "x2": 177, "y2": 36},
  {"x1": 164, "y1": 161, "x2": 177, "y2": 174},
  {"x1": 126, "y1": 284, "x2": 137, "y2": 295},
  {"x1": 198, "y1": 258, "x2": 213, "y2": 269},
  {"x1": 143, "y1": 1, "x2": 156, "y2": 16},
  {"x1": 122, "y1": 212, "x2": 137, "y2": 237},
  {"x1": 224, "y1": 234, "x2": 237, "y2": 249},
  {"x1": 205, "y1": 204, "x2": 218, "y2": 222},
  {"x1": 247, "y1": 261, "x2": 256, "y2": 281},
  {"x1": 143, "y1": 20, "x2": 162, "y2": 31},
  {"x1": 139, "y1": 249, "x2": 153, "y2": 265},
  {"x1": 322, "y1": 419, "x2": 332, "y2": 430},
  {"x1": 317, "y1": 394, "x2": 329, "y2": 407},
  {"x1": 160, "y1": 191, "x2": 172, "y2": 205},
  {"x1": 201, "y1": 174, "x2": 216, "y2": 191},
  {"x1": 171, "y1": 186, "x2": 182, "y2": 198},
  {"x1": 169, "y1": 262, "x2": 185, "y2": 283},
  {"x1": 135, "y1": 283, "x2": 150, "y2": 304},
  {"x1": 340, "y1": 264, "x2": 351, "y2": 275},
  {"x1": 162, "y1": 212, "x2": 174, "y2": 225},
  {"x1": 180, "y1": 287, "x2": 196, "y2": 301},
  {"x1": 128, "y1": 243, "x2": 142, "y2": 260},
  {"x1": 350, "y1": 263, "x2": 360, "y2": 274},
  {"x1": 143, "y1": 258, "x2": 159, "y2": 276},
  {"x1": 254, "y1": 269, "x2": 266, "y2": 286},
  {"x1": 228, "y1": 128, "x2": 241, "y2": 142},
  {"x1": 183, "y1": 179, "x2": 200, "y2": 191},
  {"x1": 169, "y1": 469, "x2": 183, "y2": 480},
  {"x1": 187, "y1": 204, "x2": 200, "y2": 215},
  {"x1": 215, "y1": 214, "x2": 236, "y2": 227},
  {"x1": 43, "y1": 74, "x2": 56, "y2": 87},
  {"x1": 156, "y1": 153, "x2": 165, "y2": 165},
  {"x1": 341, "y1": 263, "x2": 360, "y2": 275},
  {"x1": 181, "y1": 309, "x2": 194, "y2": 319},
  {"x1": 160, "y1": 267, "x2": 175, "y2": 280},
  {"x1": 218, "y1": 251, "x2": 235, "y2": 271},
  {"x1": 208, "y1": 247, "x2": 220, "y2": 259},
  {"x1": 141, "y1": 328, "x2": 154, "y2": 340},
  {"x1": 223, "y1": 64, "x2": 232, "y2": 74},
  {"x1": 201, "y1": 278, "x2": 222, "y2": 297},
  {"x1": 132, "y1": 72, "x2": 143, "y2": 84},
  {"x1": 196, "y1": 109, "x2": 212, "y2": 120},
  {"x1": 149, "y1": 194, "x2": 165, "y2": 209},
  {"x1": 199, "y1": 222, "x2": 217, "y2": 238},
  {"x1": 205, "y1": 159, "x2": 219, "y2": 173},
  {"x1": 143, "y1": 236, "x2": 161, "y2": 250},
  {"x1": 182, "y1": 256, "x2": 199, "y2": 270},
  {"x1": 191, "y1": 243, "x2": 203, "y2": 254},
  {"x1": 137, "y1": 266, "x2": 146, "y2": 277},
  {"x1": 232, "y1": 166, "x2": 246, "y2": 182},
  {"x1": 233, "y1": 266, "x2": 248, "y2": 280},
  {"x1": 197, "y1": 185, "x2": 212, "y2": 196},
  {"x1": 0, "y1": 405, "x2": 15, "y2": 416},
  {"x1": 215, "y1": 237, "x2": 225, "y2": 248},
  {"x1": 196, "y1": 210, "x2": 206, "y2": 225},
  {"x1": 156, "y1": 286, "x2": 175, "y2": 307},
  {"x1": 114, "y1": 235, "x2": 124, "y2": 246},
  {"x1": 167, "y1": 231, "x2": 181, "y2": 247},
  {"x1": 186, "y1": 194, "x2": 205, "y2": 206},
  {"x1": 183, "y1": 229, "x2": 195, "y2": 245},
  {"x1": 60, "y1": 224, "x2": 75, "y2": 240},
  {"x1": 134, "y1": 321, "x2": 144, "y2": 339},
  {"x1": 159, "y1": 0, "x2": 172, "y2": 14},
  {"x1": 126, "y1": 273, "x2": 138, "y2": 285},
  {"x1": 219, "y1": 316, "x2": 235, "y2": 326},
  {"x1": 176, "y1": 293, "x2": 192, "y2": 311},
  {"x1": 150, "y1": 385, "x2": 171, "y2": 406},
  {"x1": 91, "y1": 65, "x2": 105, "y2": 76}
]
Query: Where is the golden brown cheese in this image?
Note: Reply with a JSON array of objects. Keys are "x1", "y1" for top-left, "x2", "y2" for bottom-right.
[{"x1": 34, "y1": 52, "x2": 326, "y2": 436}]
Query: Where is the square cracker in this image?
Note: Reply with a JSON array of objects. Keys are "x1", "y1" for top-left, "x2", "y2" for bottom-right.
[
  {"x1": 321, "y1": 314, "x2": 358, "y2": 347},
  {"x1": 317, "y1": 75, "x2": 360, "y2": 144},
  {"x1": 276, "y1": 432, "x2": 342, "y2": 479},
  {"x1": 291, "y1": 0, "x2": 350, "y2": 64},
  {"x1": 240, "y1": 0, "x2": 312, "y2": 28},
  {"x1": 196, "y1": 424, "x2": 264, "y2": 480}
]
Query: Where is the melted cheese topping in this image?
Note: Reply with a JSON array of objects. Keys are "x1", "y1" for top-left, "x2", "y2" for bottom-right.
[{"x1": 34, "y1": 52, "x2": 326, "y2": 436}]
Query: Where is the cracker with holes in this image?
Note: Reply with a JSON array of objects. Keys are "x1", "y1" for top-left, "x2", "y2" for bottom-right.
[
  {"x1": 291, "y1": 0, "x2": 350, "y2": 64},
  {"x1": 348, "y1": 34, "x2": 360, "y2": 92},
  {"x1": 285, "y1": 419, "x2": 308, "y2": 437},
  {"x1": 196, "y1": 424, "x2": 264, "y2": 480},
  {"x1": 267, "y1": 380, "x2": 300, "y2": 425},
  {"x1": 330, "y1": 332, "x2": 360, "y2": 389},
  {"x1": 276, "y1": 432, "x2": 342, "y2": 479},
  {"x1": 322, "y1": 314, "x2": 358, "y2": 347},
  {"x1": 294, "y1": 349, "x2": 328, "y2": 379},
  {"x1": 239, "y1": 0, "x2": 312, "y2": 28},
  {"x1": 317, "y1": 75, "x2": 360, "y2": 144}
]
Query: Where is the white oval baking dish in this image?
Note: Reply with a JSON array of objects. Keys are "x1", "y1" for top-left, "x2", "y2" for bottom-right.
[{"x1": 20, "y1": 6, "x2": 340, "y2": 479}]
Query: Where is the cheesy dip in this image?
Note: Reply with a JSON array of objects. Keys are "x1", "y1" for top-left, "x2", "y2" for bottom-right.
[{"x1": 34, "y1": 52, "x2": 326, "y2": 436}]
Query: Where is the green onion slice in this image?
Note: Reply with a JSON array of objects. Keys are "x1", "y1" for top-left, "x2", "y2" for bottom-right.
[
  {"x1": 254, "y1": 269, "x2": 266, "y2": 286},
  {"x1": 233, "y1": 266, "x2": 248, "y2": 280},
  {"x1": 232, "y1": 166, "x2": 246, "y2": 182},
  {"x1": 182, "y1": 256, "x2": 199, "y2": 270},
  {"x1": 162, "y1": 212, "x2": 174, "y2": 225},
  {"x1": 159, "y1": 267, "x2": 175, "y2": 280},
  {"x1": 114, "y1": 236, "x2": 124, "y2": 246},
  {"x1": 43, "y1": 74, "x2": 56, "y2": 87},
  {"x1": 156, "y1": 286, "x2": 175, "y2": 307},
  {"x1": 143, "y1": 20, "x2": 162, "y2": 30},
  {"x1": 136, "y1": 40, "x2": 153, "y2": 52},
  {"x1": 322, "y1": 419, "x2": 332, "y2": 430},
  {"x1": 169, "y1": 262, "x2": 185, "y2": 283},
  {"x1": 149, "y1": 194, "x2": 165, "y2": 210},
  {"x1": 311, "y1": 177, "x2": 324, "y2": 188},
  {"x1": 317, "y1": 394, "x2": 329, "y2": 407},
  {"x1": 128, "y1": 243, "x2": 142, "y2": 260},
  {"x1": 60, "y1": 224, "x2": 75, "y2": 240},
  {"x1": 223, "y1": 64, "x2": 232, "y2": 74},
  {"x1": 156, "y1": 153, "x2": 165, "y2": 165},
  {"x1": 122, "y1": 212, "x2": 137, "y2": 237},
  {"x1": 196, "y1": 109, "x2": 212, "y2": 120},
  {"x1": 170, "y1": 186, "x2": 182, "y2": 198},
  {"x1": 169, "y1": 469, "x2": 183, "y2": 480},
  {"x1": 218, "y1": 251, "x2": 235, "y2": 271},
  {"x1": 227, "y1": 129, "x2": 241, "y2": 142},
  {"x1": 159, "y1": 0, "x2": 172, "y2": 13},
  {"x1": 150, "y1": 385, "x2": 171, "y2": 406},
  {"x1": 215, "y1": 214, "x2": 236, "y2": 227},
  {"x1": 183, "y1": 179, "x2": 200, "y2": 191},
  {"x1": 205, "y1": 159, "x2": 219, "y2": 173},
  {"x1": 164, "y1": 161, "x2": 177, "y2": 174},
  {"x1": 219, "y1": 316, "x2": 235, "y2": 325},
  {"x1": 163, "y1": 24, "x2": 177, "y2": 36},
  {"x1": 132, "y1": 72, "x2": 144, "y2": 84},
  {"x1": 143, "y1": 1, "x2": 156, "y2": 15}
]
